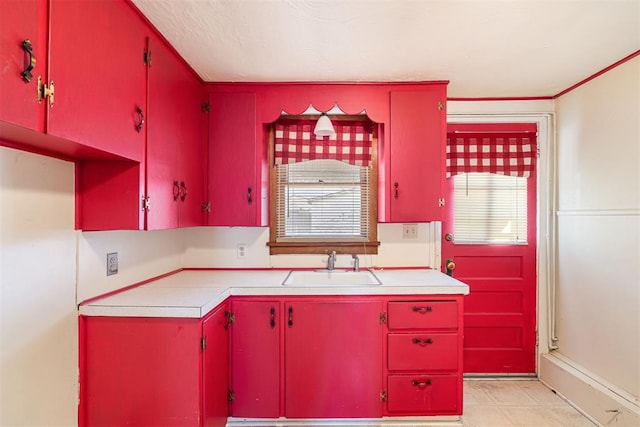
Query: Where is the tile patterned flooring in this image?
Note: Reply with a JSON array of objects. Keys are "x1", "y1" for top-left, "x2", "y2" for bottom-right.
[{"x1": 461, "y1": 379, "x2": 597, "y2": 426}]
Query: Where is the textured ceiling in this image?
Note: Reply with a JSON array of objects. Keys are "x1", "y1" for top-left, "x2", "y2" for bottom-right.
[{"x1": 130, "y1": 0, "x2": 639, "y2": 97}]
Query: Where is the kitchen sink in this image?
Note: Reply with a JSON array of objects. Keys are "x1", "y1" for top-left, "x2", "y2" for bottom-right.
[{"x1": 282, "y1": 269, "x2": 382, "y2": 286}]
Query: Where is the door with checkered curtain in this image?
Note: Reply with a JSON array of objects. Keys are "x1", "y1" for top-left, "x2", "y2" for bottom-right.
[{"x1": 442, "y1": 123, "x2": 537, "y2": 374}]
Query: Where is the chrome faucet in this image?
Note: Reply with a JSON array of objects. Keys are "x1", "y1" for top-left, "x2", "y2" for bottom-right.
[
  {"x1": 352, "y1": 254, "x2": 360, "y2": 272},
  {"x1": 327, "y1": 251, "x2": 336, "y2": 270}
]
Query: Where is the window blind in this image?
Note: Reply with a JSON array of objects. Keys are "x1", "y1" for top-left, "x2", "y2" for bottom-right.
[
  {"x1": 275, "y1": 159, "x2": 370, "y2": 240},
  {"x1": 453, "y1": 173, "x2": 527, "y2": 244}
]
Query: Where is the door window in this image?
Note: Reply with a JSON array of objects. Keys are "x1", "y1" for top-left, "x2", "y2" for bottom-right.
[{"x1": 453, "y1": 172, "x2": 528, "y2": 244}]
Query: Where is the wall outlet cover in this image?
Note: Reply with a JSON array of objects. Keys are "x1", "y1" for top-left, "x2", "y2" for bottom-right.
[{"x1": 107, "y1": 252, "x2": 118, "y2": 276}]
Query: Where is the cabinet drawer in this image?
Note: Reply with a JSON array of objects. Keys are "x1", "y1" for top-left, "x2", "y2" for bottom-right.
[
  {"x1": 388, "y1": 333, "x2": 458, "y2": 371},
  {"x1": 388, "y1": 301, "x2": 458, "y2": 330},
  {"x1": 387, "y1": 374, "x2": 459, "y2": 414}
]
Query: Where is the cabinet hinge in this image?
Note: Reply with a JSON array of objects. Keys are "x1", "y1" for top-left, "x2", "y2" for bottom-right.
[
  {"x1": 380, "y1": 390, "x2": 388, "y2": 402},
  {"x1": 37, "y1": 76, "x2": 54, "y2": 107},
  {"x1": 142, "y1": 196, "x2": 151, "y2": 212},
  {"x1": 228, "y1": 389, "x2": 236, "y2": 402},
  {"x1": 201, "y1": 201, "x2": 211, "y2": 213},
  {"x1": 224, "y1": 311, "x2": 235, "y2": 329},
  {"x1": 537, "y1": 143, "x2": 541, "y2": 158},
  {"x1": 143, "y1": 49, "x2": 152, "y2": 67},
  {"x1": 379, "y1": 312, "x2": 387, "y2": 325},
  {"x1": 201, "y1": 336, "x2": 207, "y2": 351},
  {"x1": 438, "y1": 198, "x2": 446, "y2": 208},
  {"x1": 438, "y1": 100, "x2": 445, "y2": 111},
  {"x1": 201, "y1": 102, "x2": 211, "y2": 113}
]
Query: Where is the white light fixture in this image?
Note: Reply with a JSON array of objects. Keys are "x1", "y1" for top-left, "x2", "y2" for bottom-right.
[{"x1": 313, "y1": 113, "x2": 336, "y2": 138}]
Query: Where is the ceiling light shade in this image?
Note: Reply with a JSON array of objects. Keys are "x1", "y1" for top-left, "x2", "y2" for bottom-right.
[{"x1": 313, "y1": 113, "x2": 335, "y2": 138}]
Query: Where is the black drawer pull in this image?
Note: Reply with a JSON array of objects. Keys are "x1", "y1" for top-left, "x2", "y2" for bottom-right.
[
  {"x1": 288, "y1": 306, "x2": 293, "y2": 327},
  {"x1": 412, "y1": 306, "x2": 433, "y2": 314},
  {"x1": 411, "y1": 379, "x2": 432, "y2": 388},
  {"x1": 412, "y1": 338, "x2": 433, "y2": 346}
]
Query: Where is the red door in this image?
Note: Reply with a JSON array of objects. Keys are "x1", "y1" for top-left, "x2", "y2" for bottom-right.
[
  {"x1": 442, "y1": 123, "x2": 537, "y2": 374},
  {"x1": 229, "y1": 299, "x2": 281, "y2": 418},
  {"x1": 285, "y1": 299, "x2": 383, "y2": 418}
]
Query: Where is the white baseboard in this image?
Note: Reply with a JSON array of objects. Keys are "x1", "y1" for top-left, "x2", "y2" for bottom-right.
[{"x1": 539, "y1": 352, "x2": 640, "y2": 427}]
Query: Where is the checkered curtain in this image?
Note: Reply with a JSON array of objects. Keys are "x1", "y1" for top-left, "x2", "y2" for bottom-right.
[
  {"x1": 446, "y1": 132, "x2": 537, "y2": 178},
  {"x1": 274, "y1": 119, "x2": 373, "y2": 167}
]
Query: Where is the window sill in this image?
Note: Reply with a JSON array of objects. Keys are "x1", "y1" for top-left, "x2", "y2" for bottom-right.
[{"x1": 267, "y1": 241, "x2": 380, "y2": 255}]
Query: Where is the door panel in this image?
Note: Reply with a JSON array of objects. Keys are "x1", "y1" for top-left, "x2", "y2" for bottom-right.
[{"x1": 442, "y1": 123, "x2": 537, "y2": 374}]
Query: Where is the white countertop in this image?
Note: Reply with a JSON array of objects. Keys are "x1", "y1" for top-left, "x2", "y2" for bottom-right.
[{"x1": 79, "y1": 269, "x2": 469, "y2": 318}]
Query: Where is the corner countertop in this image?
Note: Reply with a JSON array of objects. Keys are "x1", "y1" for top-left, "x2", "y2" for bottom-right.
[{"x1": 79, "y1": 269, "x2": 469, "y2": 318}]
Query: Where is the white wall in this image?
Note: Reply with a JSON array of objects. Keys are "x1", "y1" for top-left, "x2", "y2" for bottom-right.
[
  {"x1": 0, "y1": 147, "x2": 77, "y2": 426},
  {"x1": 182, "y1": 222, "x2": 441, "y2": 270},
  {"x1": 77, "y1": 229, "x2": 184, "y2": 303},
  {"x1": 540, "y1": 56, "x2": 640, "y2": 425}
]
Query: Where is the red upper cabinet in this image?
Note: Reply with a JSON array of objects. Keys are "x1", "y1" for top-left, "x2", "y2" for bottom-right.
[
  {"x1": 284, "y1": 299, "x2": 383, "y2": 418},
  {"x1": 0, "y1": 0, "x2": 47, "y2": 132},
  {"x1": 389, "y1": 87, "x2": 447, "y2": 222},
  {"x1": 143, "y1": 35, "x2": 206, "y2": 230},
  {"x1": 207, "y1": 91, "x2": 258, "y2": 226},
  {"x1": 47, "y1": 0, "x2": 147, "y2": 161}
]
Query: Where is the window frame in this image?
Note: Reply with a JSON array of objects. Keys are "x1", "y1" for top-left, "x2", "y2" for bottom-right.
[{"x1": 267, "y1": 115, "x2": 379, "y2": 255}]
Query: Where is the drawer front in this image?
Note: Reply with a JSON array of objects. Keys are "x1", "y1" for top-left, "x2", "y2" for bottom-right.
[
  {"x1": 388, "y1": 333, "x2": 458, "y2": 371},
  {"x1": 387, "y1": 374, "x2": 459, "y2": 414},
  {"x1": 388, "y1": 301, "x2": 458, "y2": 330}
]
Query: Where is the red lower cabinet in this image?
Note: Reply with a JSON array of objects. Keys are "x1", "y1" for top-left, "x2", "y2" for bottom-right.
[
  {"x1": 80, "y1": 303, "x2": 229, "y2": 427},
  {"x1": 80, "y1": 294, "x2": 464, "y2": 425}
]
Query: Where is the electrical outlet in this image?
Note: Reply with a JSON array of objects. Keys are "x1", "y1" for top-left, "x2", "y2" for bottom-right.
[
  {"x1": 107, "y1": 252, "x2": 118, "y2": 276},
  {"x1": 237, "y1": 244, "x2": 247, "y2": 258},
  {"x1": 402, "y1": 224, "x2": 418, "y2": 239}
]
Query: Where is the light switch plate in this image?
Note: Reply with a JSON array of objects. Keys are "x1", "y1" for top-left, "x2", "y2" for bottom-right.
[{"x1": 107, "y1": 252, "x2": 118, "y2": 276}]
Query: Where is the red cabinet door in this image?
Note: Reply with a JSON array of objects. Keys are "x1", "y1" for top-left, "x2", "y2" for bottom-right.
[
  {"x1": 146, "y1": 35, "x2": 205, "y2": 230},
  {"x1": 389, "y1": 88, "x2": 446, "y2": 222},
  {"x1": 203, "y1": 304, "x2": 230, "y2": 427},
  {"x1": 208, "y1": 91, "x2": 257, "y2": 225},
  {"x1": 177, "y1": 77, "x2": 206, "y2": 228},
  {"x1": 145, "y1": 36, "x2": 183, "y2": 230},
  {"x1": 48, "y1": 0, "x2": 146, "y2": 161},
  {"x1": 0, "y1": 0, "x2": 47, "y2": 132},
  {"x1": 230, "y1": 299, "x2": 281, "y2": 417},
  {"x1": 285, "y1": 299, "x2": 383, "y2": 418},
  {"x1": 81, "y1": 316, "x2": 202, "y2": 426}
]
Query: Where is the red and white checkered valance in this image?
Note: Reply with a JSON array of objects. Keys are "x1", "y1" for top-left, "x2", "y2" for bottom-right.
[
  {"x1": 274, "y1": 119, "x2": 373, "y2": 167},
  {"x1": 446, "y1": 132, "x2": 537, "y2": 178}
]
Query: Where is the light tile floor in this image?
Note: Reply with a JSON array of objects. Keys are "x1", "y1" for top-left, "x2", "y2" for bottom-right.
[{"x1": 462, "y1": 379, "x2": 598, "y2": 427}]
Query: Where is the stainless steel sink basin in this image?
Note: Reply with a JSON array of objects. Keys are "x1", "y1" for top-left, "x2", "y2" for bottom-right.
[{"x1": 282, "y1": 270, "x2": 382, "y2": 286}]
